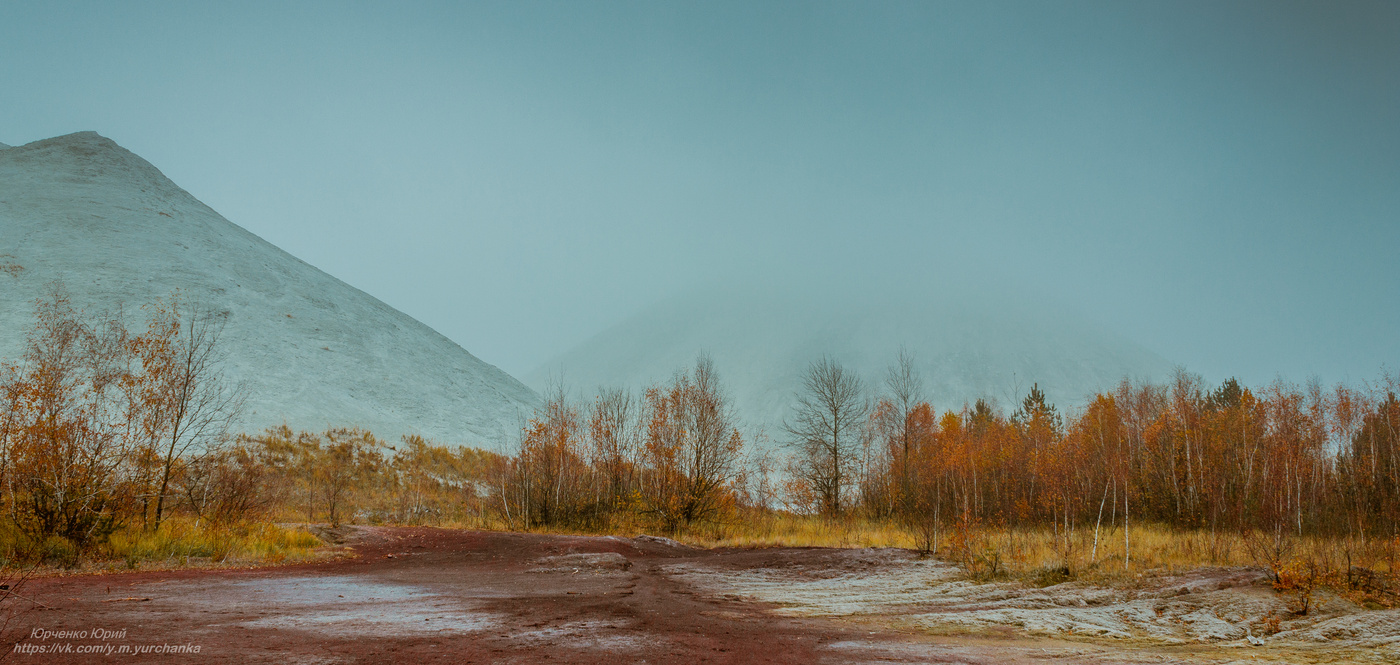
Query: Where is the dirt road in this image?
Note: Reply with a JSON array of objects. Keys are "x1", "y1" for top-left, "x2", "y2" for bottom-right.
[{"x1": 0, "y1": 527, "x2": 1370, "y2": 664}]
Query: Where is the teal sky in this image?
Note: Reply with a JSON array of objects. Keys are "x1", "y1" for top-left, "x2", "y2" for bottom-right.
[{"x1": 2, "y1": 1, "x2": 1396, "y2": 387}]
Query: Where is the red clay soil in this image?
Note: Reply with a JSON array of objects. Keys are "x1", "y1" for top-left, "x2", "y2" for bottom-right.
[{"x1": 0, "y1": 527, "x2": 1076, "y2": 664}]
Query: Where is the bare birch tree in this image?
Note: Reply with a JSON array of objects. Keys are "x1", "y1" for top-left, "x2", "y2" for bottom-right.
[
  {"x1": 882, "y1": 347, "x2": 924, "y2": 516},
  {"x1": 133, "y1": 300, "x2": 245, "y2": 530},
  {"x1": 588, "y1": 386, "x2": 638, "y2": 512},
  {"x1": 784, "y1": 356, "x2": 868, "y2": 516}
]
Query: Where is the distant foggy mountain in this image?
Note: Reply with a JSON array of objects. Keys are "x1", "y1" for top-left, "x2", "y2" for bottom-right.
[
  {"x1": 528, "y1": 285, "x2": 1175, "y2": 437},
  {"x1": 0, "y1": 132, "x2": 538, "y2": 448}
]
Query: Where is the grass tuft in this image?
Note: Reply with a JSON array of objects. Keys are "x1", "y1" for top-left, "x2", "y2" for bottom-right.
[{"x1": 105, "y1": 519, "x2": 324, "y2": 568}]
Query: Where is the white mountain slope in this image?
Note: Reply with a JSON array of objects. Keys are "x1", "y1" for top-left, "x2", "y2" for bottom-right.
[
  {"x1": 529, "y1": 286, "x2": 1176, "y2": 437},
  {"x1": 0, "y1": 132, "x2": 538, "y2": 448}
]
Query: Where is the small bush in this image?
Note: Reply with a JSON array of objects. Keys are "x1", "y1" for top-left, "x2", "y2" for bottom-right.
[
  {"x1": 1032, "y1": 565, "x2": 1075, "y2": 587},
  {"x1": 1258, "y1": 611, "x2": 1283, "y2": 635},
  {"x1": 1272, "y1": 560, "x2": 1321, "y2": 615},
  {"x1": 39, "y1": 537, "x2": 79, "y2": 569}
]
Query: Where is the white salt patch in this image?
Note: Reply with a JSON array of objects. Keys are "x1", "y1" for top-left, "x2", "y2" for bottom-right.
[
  {"x1": 510, "y1": 620, "x2": 653, "y2": 651},
  {"x1": 664, "y1": 549, "x2": 1400, "y2": 651}
]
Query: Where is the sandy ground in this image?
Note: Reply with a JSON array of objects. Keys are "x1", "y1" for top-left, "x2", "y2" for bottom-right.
[{"x1": 1, "y1": 527, "x2": 1394, "y2": 664}]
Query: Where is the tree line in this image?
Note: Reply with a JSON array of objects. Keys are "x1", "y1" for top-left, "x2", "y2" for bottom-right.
[
  {"x1": 500, "y1": 355, "x2": 759, "y2": 533},
  {"x1": 0, "y1": 286, "x2": 507, "y2": 562},
  {"x1": 4, "y1": 285, "x2": 1396, "y2": 576},
  {"x1": 0, "y1": 286, "x2": 244, "y2": 550},
  {"x1": 497, "y1": 346, "x2": 1399, "y2": 567},
  {"x1": 818, "y1": 351, "x2": 1399, "y2": 569}
]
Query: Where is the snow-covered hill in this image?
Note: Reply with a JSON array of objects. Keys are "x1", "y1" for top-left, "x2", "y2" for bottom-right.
[
  {"x1": 529, "y1": 285, "x2": 1175, "y2": 437},
  {"x1": 0, "y1": 132, "x2": 538, "y2": 448}
]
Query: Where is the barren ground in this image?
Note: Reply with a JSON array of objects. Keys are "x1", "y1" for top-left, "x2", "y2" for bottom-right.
[{"x1": 3, "y1": 527, "x2": 1394, "y2": 663}]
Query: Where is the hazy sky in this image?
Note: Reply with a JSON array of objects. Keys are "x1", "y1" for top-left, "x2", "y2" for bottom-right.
[{"x1": 3, "y1": 1, "x2": 1396, "y2": 387}]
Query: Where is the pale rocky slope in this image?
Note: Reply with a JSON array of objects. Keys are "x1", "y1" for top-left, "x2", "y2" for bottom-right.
[{"x1": 0, "y1": 132, "x2": 538, "y2": 448}]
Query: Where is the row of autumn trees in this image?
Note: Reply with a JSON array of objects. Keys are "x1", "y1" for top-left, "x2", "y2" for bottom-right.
[
  {"x1": 0, "y1": 286, "x2": 245, "y2": 548},
  {"x1": 0, "y1": 287, "x2": 510, "y2": 557},
  {"x1": 502, "y1": 356, "x2": 765, "y2": 533},
  {"x1": 6, "y1": 284, "x2": 1396, "y2": 559},
  {"x1": 788, "y1": 351, "x2": 1400, "y2": 560},
  {"x1": 509, "y1": 348, "x2": 1400, "y2": 554}
]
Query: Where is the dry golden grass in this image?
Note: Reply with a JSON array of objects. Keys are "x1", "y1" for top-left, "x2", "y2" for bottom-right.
[
  {"x1": 101, "y1": 519, "x2": 324, "y2": 570},
  {"x1": 0, "y1": 519, "x2": 325, "y2": 573},
  {"x1": 659, "y1": 513, "x2": 1400, "y2": 595},
  {"x1": 678, "y1": 513, "x2": 918, "y2": 550}
]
